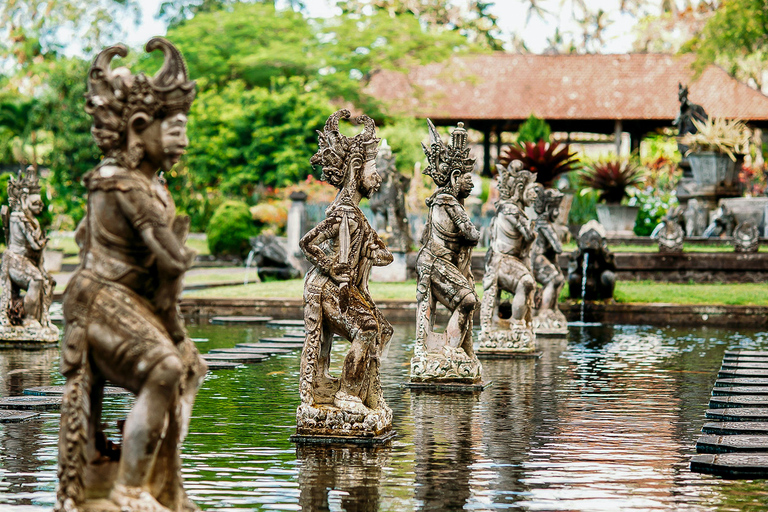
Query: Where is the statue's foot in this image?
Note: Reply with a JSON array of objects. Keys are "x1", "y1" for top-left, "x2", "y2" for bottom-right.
[
  {"x1": 110, "y1": 484, "x2": 171, "y2": 512},
  {"x1": 334, "y1": 390, "x2": 371, "y2": 415}
]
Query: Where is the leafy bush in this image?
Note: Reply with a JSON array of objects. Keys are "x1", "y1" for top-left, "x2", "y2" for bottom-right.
[
  {"x1": 516, "y1": 114, "x2": 551, "y2": 144},
  {"x1": 680, "y1": 117, "x2": 750, "y2": 161},
  {"x1": 250, "y1": 201, "x2": 288, "y2": 235},
  {"x1": 633, "y1": 188, "x2": 678, "y2": 236},
  {"x1": 206, "y1": 201, "x2": 256, "y2": 258},
  {"x1": 580, "y1": 159, "x2": 644, "y2": 204}
]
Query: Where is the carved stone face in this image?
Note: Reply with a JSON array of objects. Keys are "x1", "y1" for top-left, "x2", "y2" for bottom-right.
[
  {"x1": 24, "y1": 193, "x2": 44, "y2": 216},
  {"x1": 522, "y1": 182, "x2": 537, "y2": 207},
  {"x1": 359, "y1": 158, "x2": 382, "y2": 198},
  {"x1": 143, "y1": 112, "x2": 189, "y2": 173},
  {"x1": 454, "y1": 170, "x2": 473, "y2": 199}
]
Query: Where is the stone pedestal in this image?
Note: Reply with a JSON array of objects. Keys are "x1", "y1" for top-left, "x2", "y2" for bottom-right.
[
  {"x1": 532, "y1": 309, "x2": 568, "y2": 337},
  {"x1": 477, "y1": 319, "x2": 537, "y2": 358},
  {"x1": 370, "y1": 251, "x2": 407, "y2": 282}
]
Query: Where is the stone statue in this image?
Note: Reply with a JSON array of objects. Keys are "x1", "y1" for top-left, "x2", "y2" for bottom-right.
[
  {"x1": 531, "y1": 184, "x2": 568, "y2": 336},
  {"x1": 296, "y1": 109, "x2": 394, "y2": 440},
  {"x1": 567, "y1": 221, "x2": 616, "y2": 301},
  {"x1": 0, "y1": 166, "x2": 58, "y2": 342},
  {"x1": 734, "y1": 221, "x2": 760, "y2": 253},
  {"x1": 703, "y1": 204, "x2": 737, "y2": 238},
  {"x1": 684, "y1": 198, "x2": 707, "y2": 237},
  {"x1": 478, "y1": 161, "x2": 538, "y2": 354},
  {"x1": 369, "y1": 139, "x2": 412, "y2": 253},
  {"x1": 411, "y1": 120, "x2": 482, "y2": 383},
  {"x1": 674, "y1": 82, "x2": 708, "y2": 160},
  {"x1": 657, "y1": 206, "x2": 685, "y2": 253},
  {"x1": 56, "y1": 38, "x2": 207, "y2": 512}
]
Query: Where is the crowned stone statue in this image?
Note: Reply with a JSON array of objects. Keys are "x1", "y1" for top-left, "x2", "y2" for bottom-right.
[
  {"x1": 410, "y1": 120, "x2": 483, "y2": 385},
  {"x1": 295, "y1": 109, "x2": 394, "y2": 442},
  {"x1": 478, "y1": 161, "x2": 537, "y2": 355},
  {"x1": 531, "y1": 184, "x2": 568, "y2": 336},
  {"x1": 0, "y1": 166, "x2": 58, "y2": 342},
  {"x1": 56, "y1": 38, "x2": 207, "y2": 512},
  {"x1": 369, "y1": 139, "x2": 412, "y2": 253}
]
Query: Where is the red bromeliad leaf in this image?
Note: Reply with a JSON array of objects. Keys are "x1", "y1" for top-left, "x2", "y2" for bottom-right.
[
  {"x1": 499, "y1": 139, "x2": 579, "y2": 187},
  {"x1": 579, "y1": 160, "x2": 644, "y2": 204}
]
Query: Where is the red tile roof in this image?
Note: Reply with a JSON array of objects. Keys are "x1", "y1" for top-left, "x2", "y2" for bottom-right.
[{"x1": 365, "y1": 53, "x2": 768, "y2": 122}]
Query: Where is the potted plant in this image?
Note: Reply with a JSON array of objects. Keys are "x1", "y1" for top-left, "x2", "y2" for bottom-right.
[
  {"x1": 679, "y1": 117, "x2": 749, "y2": 188},
  {"x1": 580, "y1": 159, "x2": 644, "y2": 233}
]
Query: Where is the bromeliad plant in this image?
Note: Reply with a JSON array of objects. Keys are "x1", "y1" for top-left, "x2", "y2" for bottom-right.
[
  {"x1": 679, "y1": 117, "x2": 750, "y2": 161},
  {"x1": 579, "y1": 160, "x2": 644, "y2": 204},
  {"x1": 498, "y1": 140, "x2": 579, "y2": 187}
]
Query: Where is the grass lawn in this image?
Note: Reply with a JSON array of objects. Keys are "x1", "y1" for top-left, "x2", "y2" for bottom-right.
[
  {"x1": 185, "y1": 278, "x2": 768, "y2": 306},
  {"x1": 561, "y1": 242, "x2": 768, "y2": 253}
]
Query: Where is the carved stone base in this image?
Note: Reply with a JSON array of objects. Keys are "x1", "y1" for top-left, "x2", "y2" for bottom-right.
[
  {"x1": 0, "y1": 322, "x2": 59, "y2": 343},
  {"x1": 532, "y1": 309, "x2": 568, "y2": 337},
  {"x1": 405, "y1": 380, "x2": 492, "y2": 392},
  {"x1": 409, "y1": 345, "x2": 483, "y2": 384},
  {"x1": 290, "y1": 430, "x2": 396, "y2": 446},
  {"x1": 478, "y1": 321, "x2": 536, "y2": 356},
  {"x1": 295, "y1": 403, "x2": 392, "y2": 439}
]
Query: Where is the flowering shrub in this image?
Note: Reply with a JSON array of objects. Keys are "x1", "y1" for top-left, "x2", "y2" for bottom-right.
[
  {"x1": 633, "y1": 188, "x2": 678, "y2": 236},
  {"x1": 739, "y1": 162, "x2": 767, "y2": 196},
  {"x1": 250, "y1": 200, "x2": 288, "y2": 235}
]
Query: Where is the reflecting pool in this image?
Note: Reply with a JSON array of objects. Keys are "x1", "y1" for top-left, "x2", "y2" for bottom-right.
[{"x1": 2, "y1": 322, "x2": 768, "y2": 511}]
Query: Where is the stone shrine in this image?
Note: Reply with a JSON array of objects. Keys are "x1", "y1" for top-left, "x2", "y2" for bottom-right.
[{"x1": 567, "y1": 220, "x2": 616, "y2": 301}]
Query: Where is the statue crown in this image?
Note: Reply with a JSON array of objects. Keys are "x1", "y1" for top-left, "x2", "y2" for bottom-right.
[
  {"x1": 422, "y1": 120, "x2": 475, "y2": 187},
  {"x1": 497, "y1": 160, "x2": 535, "y2": 201},
  {"x1": 8, "y1": 166, "x2": 41, "y2": 210},
  {"x1": 533, "y1": 185, "x2": 564, "y2": 215}
]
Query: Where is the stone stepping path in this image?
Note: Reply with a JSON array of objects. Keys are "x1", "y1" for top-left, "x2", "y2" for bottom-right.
[
  {"x1": 210, "y1": 316, "x2": 273, "y2": 325},
  {"x1": 237, "y1": 342, "x2": 304, "y2": 350},
  {"x1": 693, "y1": 350, "x2": 768, "y2": 477},
  {"x1": 0, "y1": 410, "x2": 40, "y2": 423},
  {"x1": 210, "y1": 347, "x2": 292, "y2": 355},
  {"x1": 24, "y1": 386, "x2": 131, "y2": 397},
  {"x1": 202, "y1": 353, "x2": 267, "y2": 363},
  {"x1": 281, "y1": 331, "x2": 306, "y2": 338},
  {"x1": 0, "y1": 396, "x2": 62, "y2": 410},
  {"x1": 260, "y1": 337, "x2": 307, "y2": 344},
  {"x1": 266, "y1": 319, "x2": 304, "y2": 328},
  {"x1": 206, "y1": 361, "x2": 243, "y2": 370}
]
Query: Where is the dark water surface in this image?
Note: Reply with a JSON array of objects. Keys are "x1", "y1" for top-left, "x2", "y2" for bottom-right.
[{"x1": 2, "y1": 322, "x2": 768, "y2": 511}]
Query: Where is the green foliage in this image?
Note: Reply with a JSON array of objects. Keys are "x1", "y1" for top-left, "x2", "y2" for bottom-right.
[
  {"x1": 567, "y1": 171, "x2": 598, "y2": 225},
  {"x1": 633, "y1": 188, "x2": 678, "y2": 236},
  {"x1": 516, "y1": 114, "x2": 551, "y2": 144},
  {"x1": 377, "y1": 117, "x2": 426, "y2": 177},
  {"x1": 206, "y1": 200, "x2": 256, "y2": 258}
]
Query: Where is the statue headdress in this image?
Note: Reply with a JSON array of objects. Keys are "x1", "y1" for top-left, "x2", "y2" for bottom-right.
[
  {"x1": 422, "y1": 120, "x2": 475, "y2": 187},
  {"x1": 533, "y1": 185, "x2": 564, "y2": 215},
  {"x1": 8, "y1": 166, "x2": 41, "y2": 211},
  {"x1": 310, "y1": 109, "x2": 380, "y2": 190},
  {"x1": 85, "y1": 37, "x2": 196, "y2": 156},
  {"x1": 497, "y1": 160, "x2": 535, "y2": 202}
]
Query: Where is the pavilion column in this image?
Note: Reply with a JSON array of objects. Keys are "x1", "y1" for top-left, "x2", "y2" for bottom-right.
[
  {"x1": 496, "y1": 128, "x2": 503, "y2": 163},
  {"x1": 614, "y1": 120, "x2": 623, "y2": 156},
  {"x1": 482, "y1": 127, "x2": 491, "y2": 176}
]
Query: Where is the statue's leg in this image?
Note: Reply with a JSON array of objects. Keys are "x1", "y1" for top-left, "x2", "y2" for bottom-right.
[
  {"x1": 25, "y1": 278, "x2": 43, "y2": 321},
  {"x1": 541, "y1": 272, "x2": 564, "y2": 312},
  {"x1": 600, "y1": 270, "x2": 616, "y2": 299},
  {"x1": 444, "y1": 293, "x2": 477, "y2": 349},
  {"x1": 512, "y1": 274, "x2": 535, "y2": 322}
]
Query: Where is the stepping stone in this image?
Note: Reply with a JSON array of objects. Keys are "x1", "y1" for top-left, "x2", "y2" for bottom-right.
[
  {"x1": 210, "y1": 316, "x2": 272, "y2": 325},
  {"x1": 266, "y1": 319, "x2": 304, "y2": 328},
  {"x1": 0, "y1": 396, "x2": 62, "y2": 410},
  {"x1": 24, "y1": 386, "x2": 131, "y2": 397},
  {"x1": 696, "y1": 434, "x2": 768, "y2": 453},
  {"x1": 260, "y1": 337, "x2": 307, "y2": 344},
  {"x1": 210, "y1": 347, "x2": 291, "y2": 355},
  {"x1": 205, "y1": 361, "x2": 243, "y2": 370},
  {"x1": 236, "y1": 342, "x2": 304, "y2": 350},
  {"x1": 719, "y1": 369, "x2": 768, "y2": 378},
  {"x1": 706, "y1": 408, "x2": 768, "y2": 422},
  {"x1": 722, "y1": 356, "x2": 768, "y2": 363},
  {"x1": 0, "y1": 410, "x2": 40, "y2": 423},
  {"x1": 721, "y1": 362, "x2": 768, "y2": 370},
  {"x1": 702, "y1": 422, "x2": 768, "y2": 435},
  {"x1": 282, "y1": 331, "x2": 306, "y2": 338},
  {"x1": 710, "y1": 396, "x2": 768, "y2": 408},
  {"x1": 713, "y1": 386, "x2": 768, "y2": 396},
  {"x1": 691, "y1": 453, "x2": 768, "y2": 477},
  {"x1": 202, "y1": 353, "x2": 267, "y2": 363},
  {"x1": 725, "y1": 350, "x2": 768, "y2": 358},
  {"x1": 715, "y1": 378, "x2": 768, "y2": 387},
  {"x1": 191, "y1": 338, "x2": 209, "y2": 343}
]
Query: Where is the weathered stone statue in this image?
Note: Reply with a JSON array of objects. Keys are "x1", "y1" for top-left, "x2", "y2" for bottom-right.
[
  {"x1": 567, "y1": 221, "x2": 616, "y2": 301},
  {"x1": 531, "y1": 184, "x2": 568, "y2": 336},
  {"x1": 684, "y1": 198, "x2": 707, "y2": 237},
  {"x1": 703, "y1": 204, "x2": 737, "y2": 238},
  {"x1": 657, "y1": 206, "x2": 684, "y2": 253},
  {"x1": 0, "y1": 166, "x2": 58, "y2": 342},
  {"x1": 56, "y1": 38, "x2": 207, "y2": 512},
  {"x1": 296, "y1": 109, "x2": 394, "y2": 441},
  {"x1": 370, "y1": 139, "x2": 412, "y2": 253},
  {"x1": 734, "y1": 221, "x2": 760, "y2": 253},
  {"x1": 478, "y1": 161, "x2": 538, "y2": 354},
  {"x1": 411, "y1": 120, "x2": 482, "y2": 384},
  {"x1": 674, "y1": 82, "x2": 708, "y2": 168}
]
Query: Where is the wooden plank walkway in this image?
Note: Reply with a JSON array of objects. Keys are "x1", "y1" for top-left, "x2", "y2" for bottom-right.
[{"x1": 693, "y1": 350, "x2": 768, "y2": 476}]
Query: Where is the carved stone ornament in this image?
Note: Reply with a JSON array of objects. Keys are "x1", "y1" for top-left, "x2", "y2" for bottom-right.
[
  {"x1": 530, "y1": 184, "x2": 568, "y2": 336},
  {"x1": 56, "y1": 38, "x2": 207, "y2": 512},
  {"x1": 478, "y1": 161, "x2": 538, "y2": 353},
  {"x1": 0, "y1": 166, "x2": 58, "y2": 342},
  {"x1": 657, "y1": 206, "x2": 685, "y2": 253},
  {"x1": 567, "y1": 220, "x2": 616, "y2": 301},
  {"x1": 411, "y1": 120, "x2": 482, "y2": 381},
  {"x1": 684, "y1": 198, "x2": 707, "y2": 237},
  {"x1": 369, "y1": 139, "x2": 412, "y2": 253},
  {"x1": 733, "y1": 221, "x2": 760, "y2": 253},
  {"x1": 296, "y1": 109, "x2": 394, "y2": 439}
]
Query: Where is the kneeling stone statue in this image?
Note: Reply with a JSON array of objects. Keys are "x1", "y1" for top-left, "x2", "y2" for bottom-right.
[
  {"x1": 295, "y1": 109, "x2": 394, "y2": 441},
  {"x1": 0, "y1": 166, "x2": 58, "y2": 342}
]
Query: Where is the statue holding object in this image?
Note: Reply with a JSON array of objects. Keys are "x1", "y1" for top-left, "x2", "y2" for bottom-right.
[
  {"x1": 0, "y1": 166, "x2": 58, "y2": 342},
  {"x1": 410, "y1": 120, "x2": 483, "y2": 384},
  {"x1": 531, "y1": 184, "x2": 568, "y2": 336},
  {"x1": 56, "y1": 38, "x2": 207, "y2": 512},
  {"x1": 370, "y1": 139, "x2": 412, "y2": 253},
  {"x1": 295, "y1": 109, "x2": 394, "y2": 441},
  {"x1": 478, "y1": 161, "x2": 538, "y2": 355}
]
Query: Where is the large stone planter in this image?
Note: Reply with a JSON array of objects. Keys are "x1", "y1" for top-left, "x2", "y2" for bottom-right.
[
  {"x1": 596, "y1": 204, "x2": 639, "y2": 234},
  {"x1": 688, "y1": 152, "x2": 737, "y2": 188},
  {"x1": 720, "y1": 197, "x2": 768, "y2": 234}
]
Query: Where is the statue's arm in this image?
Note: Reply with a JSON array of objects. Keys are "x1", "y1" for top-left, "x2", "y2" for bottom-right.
[
  {"x1": 22, "y1": 221, "x2": 46, "y2": 251},
  {"x1": 116, "y1": 190, "x2": 193, "y2": 278},
  {"x1": 299, "y1": 215, "x2": 350, "y2": 283},
  {"x1": 366, "y1": 228, "x2": 393, "y2": 266},
  {"x1": 538, "y1": 222, "x2": 562, "y2": 253},
  {"x1": 506, "y1": 208, "x2": 535, "y2": 242},
  {"x1": 445, "y1": 202, "x2": 480, "y2": 245}
]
